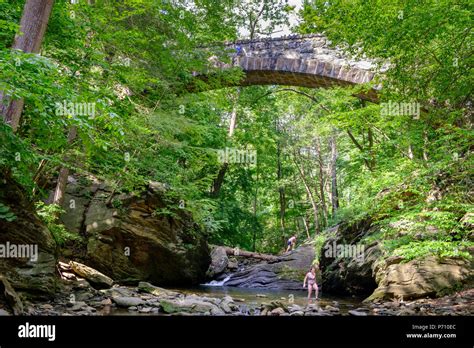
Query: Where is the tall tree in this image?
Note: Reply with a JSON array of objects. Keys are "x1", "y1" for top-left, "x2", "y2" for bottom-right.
[
  {"x1": 277, "y1": 139, "x2": 286, "y2": 233},
  {"x1": 315, "y1": 137, "x2": 327, "y2": 225},
  {"x1": 234, "y1": 0, "x2": 293, "y2": 39},
  {"x1": 210, "y1": 88, "x2": 240, "y2": 197},
  {"x1": 0, "y1": 0, "x2": 54, "y2": 131},
  {"x1": 293, "y1": 150, "x2": 319, "y2": 234},
  {"x1": 51, "y1": 127, "x2": 77, "y2": 206},
  {"x1": 329, "y1": 133, "x2": 339, "y2": 215}
]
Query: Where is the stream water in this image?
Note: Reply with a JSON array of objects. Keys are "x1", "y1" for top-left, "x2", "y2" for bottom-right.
[
  {"x1": 106, "y1": 284, "x2": 363, "y2": 316},
  {"x1": 182, "y1": 285, "x2": 362, "y2": 311}
]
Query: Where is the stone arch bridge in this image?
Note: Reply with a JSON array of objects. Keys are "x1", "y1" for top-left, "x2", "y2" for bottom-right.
[{"x1": 195, "y1": 34, "x2": 378, "y2": 99}]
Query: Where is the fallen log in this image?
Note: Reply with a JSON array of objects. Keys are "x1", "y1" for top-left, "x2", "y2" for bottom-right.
[
  {"x1": 215, "y1": 245, "x2": 279, "y2": 262},
  {"x1": 69, "y1": 261, "x2": 114, "y2": 289}
]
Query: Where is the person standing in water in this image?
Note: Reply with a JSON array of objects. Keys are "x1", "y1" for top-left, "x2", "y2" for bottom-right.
[
  {"x1": 303, "y1": 266, "x2": 319, "y2": 303},
  {"x1": 285, "y1": 235, "x2": 297, "y2": 253}
]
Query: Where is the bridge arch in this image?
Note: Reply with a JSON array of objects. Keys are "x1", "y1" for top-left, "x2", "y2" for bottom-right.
[{"x1": 194, "y1": 34, "x2": 378, "y2": 100}]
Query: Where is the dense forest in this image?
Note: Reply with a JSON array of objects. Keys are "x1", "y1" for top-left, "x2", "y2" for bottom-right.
[{"x1": 0, "y1": 0, "x2": 472, "y2": 320}]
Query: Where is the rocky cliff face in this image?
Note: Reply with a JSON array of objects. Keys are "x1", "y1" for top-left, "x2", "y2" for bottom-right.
[
  {"x1": 366, "y1": 255, "x2": 473, "y2": 301},
  {"x1": 319, "y1": 221, "x2": 379, "y2": 297},
  {"x1": 0, "y1": 175, "x2": 57, "y2": 300},
  {"x1": 59, "y1": 176, "x2": 210, "y2": 286},
  {"x1": 319, "y1": 221, "x2": 473, "y2": 301}
]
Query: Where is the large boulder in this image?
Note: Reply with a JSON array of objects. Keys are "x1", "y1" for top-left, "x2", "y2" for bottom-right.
[
  {"x1": 160, "y1": 297, "x2": 225, "y2": 315},
  {"x1": 319, "y1": 219, "x2": 474, "y2": 301},
  {"x1": 0, "y1": 175, "x2": 57, "y2": 300},
  {"x1": 365, "y1": 256, "x2": 473, "y2": 301},
  {"x1": 222, "y1": 244, "x2": 315, "y2": 290},
  {"x1": 138, "y1": 281, "x2": 179, "y2": 297},
  {"x1": 319, "y1": 222, "x2": 379, "y2": 296},
  {"x1": 206, "y1": 246, "x2": 228, "y2": 278},
  {"x1": 112, "y1": 296, "x2": 145, "y2": 308},
  {"x1": 59, "y1": 176, "x2": 210, "y2": 286}
]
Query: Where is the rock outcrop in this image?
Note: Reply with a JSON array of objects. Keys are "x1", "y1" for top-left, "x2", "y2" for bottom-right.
[
  {"x1": 0, "y1": 175, "x2": 57, "y2": 300},
  {"x1": 206, "y1": 246, "x2": 228, "y2": 278},
  {"x1": 59, "y1": 176, "x2": 210, "y2": 286},
  {"x1": 366, "y1": 256, "x2": 473, "y2": 301},
  {"x1": 319, "y1": 220, "x2": 473, "y2": 301},
  {"x1": 319, "y1": 221, "x2": 379, "y2": 297},
  {"x1": 220, "y1": 243, "x2": 315, "y2": 290}
]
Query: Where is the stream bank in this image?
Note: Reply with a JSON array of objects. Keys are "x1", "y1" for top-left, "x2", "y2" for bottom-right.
[
  {"x1": 4, "y1": 277, "x2": 472, "y2": 317},
  {"x1": 1, "y1": 253, "x2": 471, "y2": 317},
  {"x1": 1, "y1": 174, "x2": 473, "y2": 317}
]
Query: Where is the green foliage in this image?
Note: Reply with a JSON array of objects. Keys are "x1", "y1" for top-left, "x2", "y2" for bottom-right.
[
  {"x1": 313, "y1": 230, "x2": 333, "y2": 261},
  {"x1": 111, "y1": 198, "x2": 123, "y2": 209},
  {"x1": 0, "y1": 202, "x2": 16, "y2": 221},
  {"x1": 0, "y1": 123, "x2": 38, "y2": 189},
  {"x1": 0, "y1": 0, "x2": 21, "y2": 49},
  {"x1": 0, "y1": 0, "x2": 471, "y2": 264},
  {"x1": 232, "y1": 0, "x2": 294, "y2": 39},
  {"x1": 152, "y1": 207, "x2": 178, "y2": 219},
  {"x1": 298, "y1": 0, "x2": 473, "y2": 106},
  {"x1": 392, "y1": 240, "x2": 473, "y2": 262},
  {"x1": 295, "y1": 2, "x2": 473, "y2": 263},
  {"x1": 35, "y1": 202, "x2": 78, "y2": 246}
]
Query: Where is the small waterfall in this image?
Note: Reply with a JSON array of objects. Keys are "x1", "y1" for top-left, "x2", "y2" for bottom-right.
[{"x1": 202, "y1": 275, "x2": 231, "y2": 287}]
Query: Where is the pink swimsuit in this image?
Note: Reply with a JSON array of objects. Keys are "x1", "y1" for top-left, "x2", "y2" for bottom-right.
[{"x1": 307, "y1": 272, "x2": 316, "y2": 285}]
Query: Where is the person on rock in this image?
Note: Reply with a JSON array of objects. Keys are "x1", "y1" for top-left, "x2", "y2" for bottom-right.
[
  {"x1": 303, "y1": 266, "x2": 319, "y2": 303},
  {"x1": 285, "y1": 235, "x2": 297, "y2": 253}
]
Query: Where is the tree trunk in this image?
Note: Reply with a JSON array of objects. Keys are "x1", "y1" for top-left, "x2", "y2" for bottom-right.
[
  {"x1": 210, "y1": 88, "x2": 240, "y2": 197},
  {"x1": 302, "y1": 213, "x2": 310, "y2": 238},
  {"x1": 293, "y1": 151, "x2": 319, "y2": 234},
  {"x1": 367, "y1": 127, "x2": 375, "y2": 169},
  {"x1": 252, "y1": 162, "x2": 259, "y2": 252},
  {"x1": 210, "y1": 163, "x2": 228, "y2": 197},
  {"x1": 0, "y1": 0, "x2": 55, "y2": 131},
  {"x1": 347, "y1": 129, "x2": 373, "y2": 171},
  {"x1": 277, "y1": 140, "x2": 286, "y2": 233},
  {"x1": 52, "y1": 167, "x2": 69, "y2": 206},
  {"x1": 295, "y1": 217, "x2": 302, "y2": 234},
  {"x1": 51, "y1": 127, "x2": 77, "y2": 206},
  {"x1": 31, "y1": 158, "x2": 48, "y2": 196},
  {"x1": 315, "y1": 137, "x2": 327, "y2": 226},
  {"x1": 408, "y1": 144, "x2": 414, "y2": 160},
  {"x1": 227, "y1": 94, "x2": 238, "y2": 138},
  {"x1": 329, "y1": 133, "x2": 339, "y2": 215},
  {"x1": 217, "y1": 245, "x2": 279, "y2": 261},
  {"x1": 422, "y1": 130, "x2": 429, "y2": 162}
]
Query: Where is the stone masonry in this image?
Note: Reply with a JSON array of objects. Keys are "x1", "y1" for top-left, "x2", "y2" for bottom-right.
[{"x1": 204, "y1": 34, "x2": 377, "y2": 92}]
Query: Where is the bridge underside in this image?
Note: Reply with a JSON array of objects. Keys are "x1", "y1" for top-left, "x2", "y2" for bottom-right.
[
  {"x1": 191, "y1": 56, "x2": 378, "y2": 101},
  {"x1": 192, "y1": 68, "x2": 377, "y2": 102},
  {"x1": 236, "y1": 56, "x2": 374, "y2": 86},
  {"x1": 241, "y1": 69, "x2": 355, "y2": 89}
]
